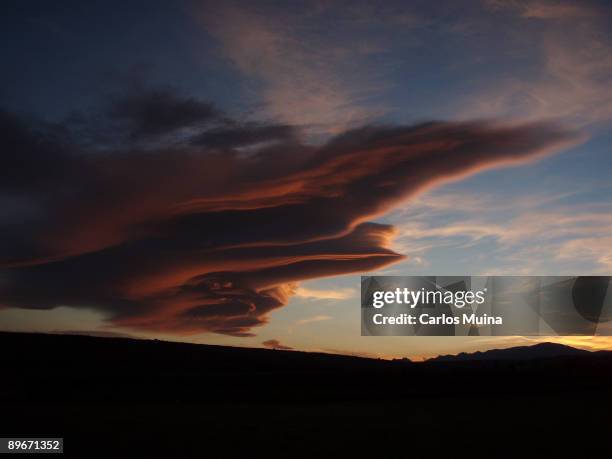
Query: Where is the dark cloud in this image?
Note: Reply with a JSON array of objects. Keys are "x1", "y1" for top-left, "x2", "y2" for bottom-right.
[
  {"x1": 0, "y1": 89, "x2": 583, "y2": 336},
  {"x1": 107, "y1": 88, "x2": 218, "y2": 141},
  {"x1": 192, "y1": 123, "x2": 297, "y2": 149},
  {"x1": 0, "y1": 109, "x2": 78, "y2": 193},
  {"x1": 262, "y1": 339, "x2": 293, "y2": 350}
]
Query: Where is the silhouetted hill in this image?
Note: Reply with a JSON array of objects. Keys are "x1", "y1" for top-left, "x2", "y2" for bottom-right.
[
  {"x1": 1, "y1": 331, "x2": 612, "y2": 457},
  {"x1": 2, "y1": 331, "x2": 612, "y2": 404},
  {"x1": 0, "y1": 330, "x2": 396, "y2": 373},
  {"x1": 427, "y1": 342, "x2": 604, "y2": 362}
]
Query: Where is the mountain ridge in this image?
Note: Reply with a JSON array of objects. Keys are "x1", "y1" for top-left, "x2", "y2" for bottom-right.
[{"x1": 426, "y1": 341, "x2": 610, "y2": 362}]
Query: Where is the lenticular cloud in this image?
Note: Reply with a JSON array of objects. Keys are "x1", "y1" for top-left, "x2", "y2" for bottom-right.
[{"x1": 0, "y1": 89, "x2": 582, "y2": 335}]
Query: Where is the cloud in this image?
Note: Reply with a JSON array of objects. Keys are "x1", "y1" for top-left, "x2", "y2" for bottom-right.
[
  {"x1": 262, "y1": 339, "x2": 292, "y2": 350},
  {"x1": 391, "y1": 188, "x2": 612, "y2": 274},
  {"x1": 200, "y1": 0, "x2": 612, "y2": 133},
  {"x1": 192, "y1": 123, "x2": 297, "y2": 149},
  {"x1": 294, "y1": 287, "x2": 357, "y2": 301},
  {"x1": 107, "y1": 87, "x2": 219, "y2": 141},
  {"x1": 556, "y1": 236, "x2": 612, "y2": 271},
  {"x1": 467, "y1": 0, "x2": 612, "y2": 125},
  {"x1": 197, "y1": 2, "x2": 388, "y2": 134},
  {"x1": 295, "y1": 315, "x2": 333, "y2": 326},
  {"x1": 486, "y1": 0, "x2": 597, "y2": 20},
  {"x1": 0, "y1": 88, "x2": 582, "y2": 336}
]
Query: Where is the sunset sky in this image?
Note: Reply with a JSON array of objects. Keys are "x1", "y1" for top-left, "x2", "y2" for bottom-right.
[{"x1": 2, "y1": 0, "x2": 612, "y2": 359}]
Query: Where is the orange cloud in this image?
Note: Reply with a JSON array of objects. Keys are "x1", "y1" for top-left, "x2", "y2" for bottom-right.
[
  {"x1": 0, "y1": 91, "x2": 583, "y2": 336},
  {"x1": 262, "y1": 339, "x2": 293, "y2": 350}
]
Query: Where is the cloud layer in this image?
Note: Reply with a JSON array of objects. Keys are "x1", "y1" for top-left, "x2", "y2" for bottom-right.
[
  {"x1": 389, "y1": 185, "x2": 612, "y2": 275},
  {"x1": 0, "y1": 88, "x2": 581, "y2": 336},
  {"x1": 198, "y1": 2, "x2": 389, "y2": 133},
  {"x1": 466, "y1": 0, "x2": 612, "y2": 125}
]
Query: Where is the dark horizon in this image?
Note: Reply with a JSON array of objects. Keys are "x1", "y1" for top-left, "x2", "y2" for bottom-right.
[
  {"x1": 0, "y1": 328, "x2": 608, "y2": 363},
  {"x1": 2, "y1": 329, "x2": 612, "y2": 456}
]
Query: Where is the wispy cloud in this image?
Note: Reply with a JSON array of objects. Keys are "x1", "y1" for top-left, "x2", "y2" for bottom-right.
[
  {"x1": 391, "y1": 187, "x2": 612, "y2": 273},
  {"x1": 486, "y1": 0, "x2": 597, "y2": 20},
  {"x1": 295, "y1": 315, "x2": 333, "y2": 326},
  {"x1": 198, "y1": 2, "x2": 387, "y2": 134},
  {"x1": 294, "y1": 287, "x2": 357, "y2": 301},
  {"x1": 465, "y1": 0, "x2": 612, "y2": 125},
  {"x1": 556, "y1": 237, "x2": 612, "y2": 271}
]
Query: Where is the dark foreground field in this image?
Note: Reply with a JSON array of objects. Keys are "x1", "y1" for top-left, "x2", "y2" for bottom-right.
[{"x1": 1, "y1": 332, "x2": 612, "y2": 457}]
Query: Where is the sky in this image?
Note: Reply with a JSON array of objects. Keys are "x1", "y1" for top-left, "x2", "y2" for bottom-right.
[{"x1": 1, "y1": 0, "x2": 612, "y2": 359}]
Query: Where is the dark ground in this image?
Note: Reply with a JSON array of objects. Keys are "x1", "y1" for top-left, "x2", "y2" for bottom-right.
[{"x1": 1, "y1": 331, "x2": 612, "y2": 457}]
